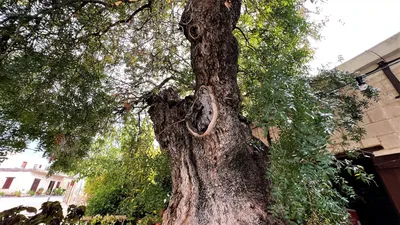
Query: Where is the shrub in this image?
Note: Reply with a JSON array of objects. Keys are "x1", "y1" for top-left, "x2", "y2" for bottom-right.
[
  {"x1": 137, "y1": 214, "x2": 162, "y2": 225},
  {"x1": 89, "y1": 214, "x2": 127, "y2": 225},
  {"x1": 27, "y1": 190, "x2": 35, "y2": 196},
  {"x1": 99, "y1": 214, "x2": 117, "y2": 225},
  {"x1": 83, "y1": 118, "x2": 171, "y2": 224},
  {"x1": 36, "y1": 188, "x2": 44, "y2": 195},
  {"x1": 15, "y1": 191, "x2": 22, "y2": 197},
  {"x1": 45, "y1": 189, "x2": 51, "y2": 195},
  {"x1": 53, "y1": 188, "x2": 64, "y2": 196},
  {"x1": 0, "y1": 192, "x2": 4, "y2": 197},
  {"x1": 0, "y1": 201, "x2": 86, "y2": 224}
]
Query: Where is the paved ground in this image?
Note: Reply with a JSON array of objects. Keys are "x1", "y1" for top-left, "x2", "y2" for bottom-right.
[{"x1": 0, "y1": 196, "x2": 68, "y2": 215}]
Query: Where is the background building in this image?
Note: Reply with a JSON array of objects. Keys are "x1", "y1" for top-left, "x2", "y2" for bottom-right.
[
  {"x1": 332, "y1": 32, "x2": 400, "y2": 224},
  {"x1": 0, "y1": 150, "x2": 73, "y2": 195}
]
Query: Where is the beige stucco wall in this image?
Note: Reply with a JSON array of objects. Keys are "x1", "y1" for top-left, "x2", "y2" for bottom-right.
[{"x1": 334, "y1": 32, "x2": 400, "y2": 157}]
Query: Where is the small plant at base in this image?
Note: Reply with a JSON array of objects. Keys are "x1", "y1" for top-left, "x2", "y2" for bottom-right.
[
  {"x1": 101, "y1": 214, "x2": 117, "y2": 225},
  {"x1": 137, "y1": 214, "x2": 162, "y2": 225},
  {"x1": 15, "y1": 191, "x2": 22, "y2": 197},
  {"x1": 36, "y1": 188, "x2": 44, "y2": 195},
  {"x1": 27, "y1": 190, "x2": 35, "y2": 196},
  {"x1": 53, "y1": 188, "x2": 64, "y2": 196},
  {"x1": 0, "y1": 192, "x2": 4, "y2": 197},
  {"x1": 90, "y1": 215, "x2": 103, "y2": 225}
]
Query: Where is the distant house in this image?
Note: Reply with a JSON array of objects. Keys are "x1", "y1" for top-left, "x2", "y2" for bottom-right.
[{"x1": 0, "y1": 150, "x2": 73, "y2": 195}]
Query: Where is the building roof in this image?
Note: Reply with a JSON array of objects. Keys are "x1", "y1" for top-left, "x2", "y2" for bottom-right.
[{"x1": 337, "y1": 32, "x2": 400, "y2": 73}]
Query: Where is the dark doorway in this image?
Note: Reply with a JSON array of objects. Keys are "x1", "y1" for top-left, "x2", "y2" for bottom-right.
[
  {"x1": 2, "y1": 177, "x2": 15, "y2": 189},
  {"x1": 30, "y1": 178, "x2": 41, "y2": 192},
  {"x1": 374, "y1": 153, "x2": 400, "y2": 215},
  {"x1": 339, "y1": 155, "x2": 400, "y2": 225},
  {"x1": 47, "y1": 181, "x2": 55, "y2": 193}
]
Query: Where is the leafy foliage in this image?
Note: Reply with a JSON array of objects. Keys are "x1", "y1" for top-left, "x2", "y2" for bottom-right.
[
  {"x1": 0, "y1": 201, "x2": 86, "y2": 225},
  {"x1": 310, "y1": 69, "x2": 379, "y2": 147},
  {"x1": 89, "y1": 215, "x2": 130, "y2": 225},
  {"x1": 53, "y1": 187, "x2": 65, "y2": 196},
  {"x1": 0, "y1": 0, "x2": 191, "y2": 170},
  {"x1": 235, "y1": 0, "x2": 378, "y2": 224},
  {"x1": 36, "y1": 187, "x2": 44, "y2": 195},
  {"x1": 80, "y1": 116, "x2": 170, "y2": 223}
]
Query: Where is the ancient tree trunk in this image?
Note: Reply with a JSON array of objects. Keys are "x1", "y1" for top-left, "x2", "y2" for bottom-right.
[{"x1": 148, "y1": 0, "x2": 282, "y2": 224}]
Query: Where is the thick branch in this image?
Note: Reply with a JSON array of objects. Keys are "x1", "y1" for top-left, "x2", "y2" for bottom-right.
[{"x1": 113, "y1": 76, "x2": 175, "y2": 115}]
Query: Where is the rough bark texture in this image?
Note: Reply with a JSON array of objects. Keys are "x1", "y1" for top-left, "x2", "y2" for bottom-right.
[{"x1": 147, "y1": 0, "x2": 283, "y2": 224}]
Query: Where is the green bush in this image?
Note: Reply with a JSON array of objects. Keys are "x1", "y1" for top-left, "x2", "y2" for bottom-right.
[
  {"x1": 15, "y1": 191, "x2": 22, "y2": 197},
  {"x1": 53, "y1": 188, "x2": 64, "y2": 196},
  {"x1": 0, "y1": 192, "x2": 4, "y2": 197},
  {"x1": 89, "y1": 214, "x2": 127, "y2": 225},
  {"x1": 36, "y1": 188, "x2": 44, "y2": 195},
  {"x1": 27, "y1": 190, "x2": 35, "y2": 196},
  {"x1": 86, "y1": 186, "x2": 126, "y2": 216},
  {"x1": 81, "y1": 118, "x2": 171, "y2": 224},
  {"x1": 137, "y1": 214, "x2": 162, "y2": 225}
]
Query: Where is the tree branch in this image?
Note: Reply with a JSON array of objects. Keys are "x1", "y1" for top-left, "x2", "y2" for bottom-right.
[
  {"x1": 234, "y1": 26, "x2": 256, "y2": 51},
  {"x1": 114, "y1": 76, "x2": 176, "y2": 115},
  {"x1": 93, "y1": 0, "x2": 152, "y2": 36}
]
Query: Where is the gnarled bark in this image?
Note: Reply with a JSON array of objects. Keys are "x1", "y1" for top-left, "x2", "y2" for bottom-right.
[{"x1": 148, "y1": 0, "x2": 283, "y2": 224}]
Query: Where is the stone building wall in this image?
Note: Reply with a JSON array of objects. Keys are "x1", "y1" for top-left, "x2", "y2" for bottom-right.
[{"x1": 334, "y1": 33, "x2": 400, "y2": 157}]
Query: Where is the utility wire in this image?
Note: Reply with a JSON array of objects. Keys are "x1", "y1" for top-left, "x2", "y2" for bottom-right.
[{"x1": 324, "y1": 57, "x2": 400, "y2": 95}]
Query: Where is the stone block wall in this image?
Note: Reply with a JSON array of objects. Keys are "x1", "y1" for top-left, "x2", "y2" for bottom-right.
[
  {"x1": 330, "y1": 60, "x2": 400, "y2": 156},
  {"x1": 360, "y1": 63, "x2": 400, "y2": 156}
]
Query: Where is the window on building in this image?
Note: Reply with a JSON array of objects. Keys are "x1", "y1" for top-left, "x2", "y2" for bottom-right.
[
  {"x1": 56, "y1": 181, "x2": 61, "y2": 188},
  {"x1": 21, "y1": 161, "x2": 27, "y2": 168},
  {"x1": 39, "y1": 165, "x2": 42, "y2": 168},
  {"x1": 2, "y1": 177, "x2": 15, "y2": 189}
]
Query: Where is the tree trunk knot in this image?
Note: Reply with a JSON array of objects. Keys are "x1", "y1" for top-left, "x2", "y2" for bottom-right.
[
  {"x1": 186, "y1": 85, "x2": 218, "y2": 137},
  {"x1": 187, "y1": 24, "x2": 202, "y2": 42}
]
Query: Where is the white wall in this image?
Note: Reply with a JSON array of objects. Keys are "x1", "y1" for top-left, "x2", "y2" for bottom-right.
[
  {"x1": 0, "y1": 151, "x2": 50, "y2": 170},
  {"x1": 0, "y1": 171, "x2": 72, "y2": 194},
  {"x1": 0, "y1": 150, "x2": 73, "y2": 194}
]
